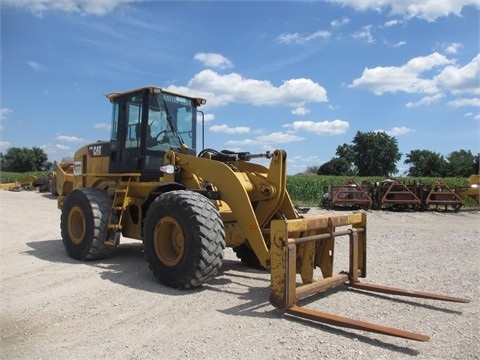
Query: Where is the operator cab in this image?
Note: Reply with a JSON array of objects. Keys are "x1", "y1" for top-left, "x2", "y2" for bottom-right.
[{"x1": 107, "y1": 87, "x2": 205, "y2": 180}]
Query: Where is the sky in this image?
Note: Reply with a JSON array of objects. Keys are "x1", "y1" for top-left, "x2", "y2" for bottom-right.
[{"x1": 1, "y1": 0, "x2": 479, "y2": 175}]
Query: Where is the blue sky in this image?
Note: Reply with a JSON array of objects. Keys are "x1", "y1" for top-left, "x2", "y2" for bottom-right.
[{"x1": 1, "y1": 0, "x2": 479, "y2": 175}]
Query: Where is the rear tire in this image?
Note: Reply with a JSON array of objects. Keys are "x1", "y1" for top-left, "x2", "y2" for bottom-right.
[
  {"x1": 233, "y1": 211, "x2": 286, "y2": 270},
  {"x1": 143, "y1": 190, "x2": 225, "y2": 289},
  {"x1": 60, "y1": 188, "x2": 113, "y2": 260}
]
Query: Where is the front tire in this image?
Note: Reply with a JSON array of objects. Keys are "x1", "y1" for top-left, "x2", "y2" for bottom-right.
[
  {"x1": 143, "y1": 190, "x2": 226, "y2": 289},
  {"x1": 233, "y1": 243, "x2": 265, "y2": 270},
  {"x1": 60, "y1": 188, "x2": 113, "y2": 260}
]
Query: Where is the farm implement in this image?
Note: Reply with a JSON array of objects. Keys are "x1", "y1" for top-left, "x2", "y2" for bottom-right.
[
  {"x1": 322, "y1": 179, "x2": 372, "y2": 209},
  {"x1": 410, "y1": 181, "x2": 463, "y2": 211},
  {"x1": 323, "y1": 178, "x2": 473, "y2": 211}
]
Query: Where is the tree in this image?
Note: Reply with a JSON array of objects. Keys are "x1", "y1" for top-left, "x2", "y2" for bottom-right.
[
  {"x1": 335, "y1": 143, "x2": 355, "y2": 164},
  {"x1": 316, "y1": 143, "x2": 356, "y2": 176},
  {"x1": 0, "y1": 147, "x2": 52, "y2": 172},
  {"x1": 304, "y1": 165, "x2": 319, "y2": 174},
  {"x1": 317, "y1": 157, "x2": 353, "y2": 175},
  {"x1": 352, "y1": 131, "x2": 401, "y2": 176},
  {"x1": 446, "y1": 150, "x2": 476, "y2": 177},
  {"x1": 404, "y1": 149, "x2": 447, "y2": 177}
]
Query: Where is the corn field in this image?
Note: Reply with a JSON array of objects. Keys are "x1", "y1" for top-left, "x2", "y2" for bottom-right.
[
  {"x1": 287, "y1": 175, "x2": 473, "y2": 206},
  {"x1": 1, "y1": 171, "x2": 475, "y2": 207}
]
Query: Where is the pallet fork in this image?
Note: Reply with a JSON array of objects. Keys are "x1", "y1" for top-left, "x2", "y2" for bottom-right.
[{"x1": 269, "y1": 213, "x2": 469, "y2": 341}]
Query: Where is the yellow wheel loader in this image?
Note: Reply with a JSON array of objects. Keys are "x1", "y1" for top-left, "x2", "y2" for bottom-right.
[{"x1": 56, "y1": 86, "x2": 469, "y2": 341}]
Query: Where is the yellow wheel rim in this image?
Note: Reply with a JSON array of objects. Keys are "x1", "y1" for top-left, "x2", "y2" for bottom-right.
[
  {"x1": 68, "y1": 206, "x2": 86, "y2": 245},
  {"x1": 154, "y1": 216, "x2": 185, "y2": 266}
]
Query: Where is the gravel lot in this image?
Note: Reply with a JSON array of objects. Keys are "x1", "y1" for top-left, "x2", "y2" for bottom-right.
[{"x1": 1, "y1": 190, "x2": 479, "y2": 359}]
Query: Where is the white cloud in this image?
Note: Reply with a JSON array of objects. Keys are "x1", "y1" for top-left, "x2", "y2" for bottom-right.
[
  {"x1": 463, "y1": 111, "x2": 480, "y2": 120},
  {"x1": 225, "y1": 132, "x2": 305, "y2": 147},
  {"x1": 435, "y1": 54, "x2": 480, "y2": 95},
  {"x1": 353, "y1": 25, "x2": 375, "y2": 43},
  {"x1": 384, "y1": 19, "x2": 400, "y2": 27},
  {"x1": 283, "y1": 120, "x2": 350, "y2": 136},
  {"x1": 350, "y1": 52, "x2": 453, "y2": 95},
  {"x1": 385, "y1": 126, "x2": 415, "y2": 136},
  {"x1": 194, "y1": 53, "x2": 233, "y2": 69},
  {"x1": 93, "y1": 122, "x2": 111, "y2": 130},
  {"x1": 406, "y1": 93, "x2": 444, "y2": 108},
  {"x1": 0, "y1": 108, "x2": 13, "y2": 120},
  {"x1": 256, "y1": 132, "x2": 305, "y2": 144},
  {"x1": 225, "y1": 139, "x2": 259, "y2": 146},
  {"x1": 444, "y1": 42, "x2": 463, "y2": 55},
  {"x1": 0, "y1": 140, "x2": 11, "y2": 150},
  {"x1": 166, "y1": 69, "x2": 328, "y2": 108},
  {"x1": 392, "y1": 40, "x2": 406, "y2": 48},
  {"x1": 331, "y1": 17, "x2": 350, "y2": 27},
  {"x1": 55, "y1": 134, "x2": 85, "y2": 142},
  {"x1": 1, "y1": 0, "x2": 137, "y2": 16},
  {"x1": 209, "y1": 124, "x2": 250, "y2": 134},
  {"x1": 277, "y1": 30, "x2": 331, "y2": 44},
  {"x1": 351, "y1": 53, "x2": 480, "y2": 108},
  {"x1": 447, "y1": 97, "x2": 480, "y2": 108},
  {"x1": 197, "y1": 113, "x2": 215, "y2": 124},
  {"x1": 56, "y1": 144, "x2": 70, "y2": 150},
  {"x1": 40, "y1": 144, "x2": 57, "y2": 155},
  {"x1": 298, "y1": 155, "x2": 321, "y2": 163},
  {"x1": 27, "y1": 61, "x2": 43, "y2": 71},
  {"x1": 327, "y1": 0, "x2": 479, "y2": 22},
  {"x1": 291, "y1": 107, "x2": 310, "y2": 116}
]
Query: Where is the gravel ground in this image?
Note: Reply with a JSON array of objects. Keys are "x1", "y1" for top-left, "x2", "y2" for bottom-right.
[{"x1": 1, "y1": 190, "x2": 479, "y2": 359}]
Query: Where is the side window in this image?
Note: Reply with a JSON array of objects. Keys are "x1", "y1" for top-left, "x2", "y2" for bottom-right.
[
  {"x1": 125, "y1": 96, "x2": 143, "y2": 149},
  {"x1": 110, "y1": 103, "x2": 119, "y2": 141}
]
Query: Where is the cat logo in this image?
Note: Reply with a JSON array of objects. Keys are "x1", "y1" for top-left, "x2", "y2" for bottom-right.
[{"x1": 91, "y1": 145, "x2": 102, "y2": 156}]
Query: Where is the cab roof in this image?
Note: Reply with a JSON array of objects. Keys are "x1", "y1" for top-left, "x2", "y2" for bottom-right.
[{"x1": 106, "y1": 86, "x2": 206, "y2": 106}]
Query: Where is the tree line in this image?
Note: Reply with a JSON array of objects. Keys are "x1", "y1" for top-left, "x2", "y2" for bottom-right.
[
  {"x1": 1, "y1": 136, "x2": 479, "y2": 178},
  {"x1": 0, "y1": 147, "x2": 54, "y2": 172},
  {"x1": 311, "y1": 131, "x2": 479, "y2": 178}
]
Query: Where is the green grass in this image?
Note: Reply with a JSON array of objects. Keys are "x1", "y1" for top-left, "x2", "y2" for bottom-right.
[{"x1": 0, "y1": 171, "x2": 50, "y2": 184}]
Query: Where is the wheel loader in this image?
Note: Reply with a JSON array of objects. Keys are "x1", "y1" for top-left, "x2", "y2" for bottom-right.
[{"x1": 56, "y1": 86, "x2": 468, "y2": 342}]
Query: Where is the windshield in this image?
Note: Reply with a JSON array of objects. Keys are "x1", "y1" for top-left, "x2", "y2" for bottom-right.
[{"x1": 146, "y1": 92, "x2": 196, "y2": 152}]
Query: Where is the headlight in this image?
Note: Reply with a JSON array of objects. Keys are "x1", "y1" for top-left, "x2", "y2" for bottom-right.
[{"x1": 160, "y1": 164, "x2": 177, "y2": 174}]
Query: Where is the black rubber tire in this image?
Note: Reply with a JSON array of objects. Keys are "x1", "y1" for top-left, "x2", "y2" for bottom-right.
[
  {"x1": 233, "y1": 243, "x2": 265, "y2": 270},
  {"x1": 233, "y1": 211, "x2": 286, "y2": 270},
  {"x1": 143, "y1": 190, "x2": 225, "y2": 289},
  {"x1": 60, "y1": 188, "x2": 113, "y2": 260}
]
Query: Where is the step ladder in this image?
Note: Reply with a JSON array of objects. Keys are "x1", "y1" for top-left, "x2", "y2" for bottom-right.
[{"x1": 105, "y1": 178, "x2": 132, "y2": 246}]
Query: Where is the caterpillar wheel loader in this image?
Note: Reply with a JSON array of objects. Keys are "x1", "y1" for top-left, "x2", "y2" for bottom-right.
[{"x1": 56, "y1": 86, "x2": 469, "y2": 342}]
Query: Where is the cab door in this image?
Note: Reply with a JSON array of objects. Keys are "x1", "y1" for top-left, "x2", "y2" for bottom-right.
[{"x1": 109, "y1": 90, "x2": 147, "y2": 173}]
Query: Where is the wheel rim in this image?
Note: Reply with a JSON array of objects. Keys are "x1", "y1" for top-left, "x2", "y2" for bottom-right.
[
  {"x1": 68, "y1": 206, "x2": 86, "y2": 245},
  {"x1": 154, "y1": 216, "x2": 185, "y2": 266}
]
